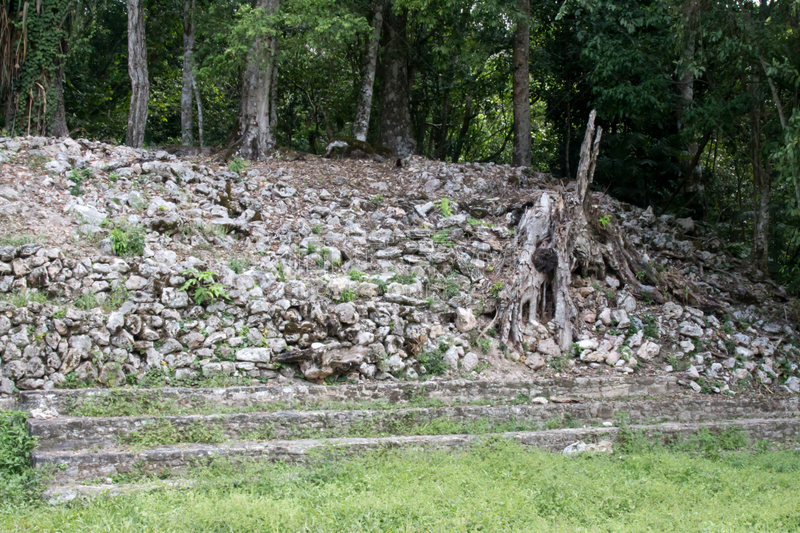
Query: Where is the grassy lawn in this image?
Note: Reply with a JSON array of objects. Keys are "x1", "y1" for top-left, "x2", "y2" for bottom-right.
[{"x1": 2, "y1": 439, "x2": 800, "y2": 532}]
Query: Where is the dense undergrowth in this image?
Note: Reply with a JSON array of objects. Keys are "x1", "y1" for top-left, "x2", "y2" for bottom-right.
[
  {"x1": 0, "y1": 411, "x2": 44, "y2": 511},
  {"x1": 1, "y1": 432, "x2": 799, "y2": 531}
]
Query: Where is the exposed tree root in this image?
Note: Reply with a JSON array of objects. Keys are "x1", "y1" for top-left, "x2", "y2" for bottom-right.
[{"x1": 498, "y1": 111, "x2": 719, "y2": 354}]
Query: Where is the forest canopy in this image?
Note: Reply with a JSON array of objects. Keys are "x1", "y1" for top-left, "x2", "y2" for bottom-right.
[{"x1": 1, "y1": 0, "x2": 799, "y2": 289}]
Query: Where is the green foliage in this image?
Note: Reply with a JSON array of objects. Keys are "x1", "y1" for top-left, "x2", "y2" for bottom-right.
[
  {"x1": 276, "y1": 262, "x2": 286, "y2": 282},
  {"x1": 74, "y1": 291, "x2": 99, "y2": 311},
  {"x1": 432, "y1": 229, "x2": 455, "y2": 248},
  {"x1": 642, "y1": 313, "x2": 658, "y2": 339},
  {"x1": 490, "y1": 282, "x2": 503, "y2": 298},
  {"x1": 311, "y1": 224, "x2": 322, "y2": 235},
  {"x1": 0, "y1": 411, "x2": 42, "y2": 509},
  {"x1": 110, "y1": 224, "x2": 146, "y2": 257},
  {"x1": 9, "y1": 440, "x2": 799, "y2": 528},
  {"x1": 227, "y1": 158, "x2": 246, "y2": 175},
  {"x1": 228, "y1": 257, "x2": 250, "y2": 275},
  {"x1": 477, "y1": 337, "x2": 491, "y2": 354},
  {"x1": 68, "y1": 168, "x2": 93, "y2": 196},
  {"x1": 120, "y1": 420, "x2": 226, "y2": 447},
  {"x1": 443, "y1": 273, "x2": 461, "y2": 299},
  {"x1": 371, "y1": 277, "x2": 389, "y2": 296},
  {"x1": 348, "y1": 269, "x2": 366, "y2": 282},
  {"x1": 438, "y1": 198, "x2": 453, "y2": 217},
  {"x1": 181, "y1": 270, "x2": 229, "y2": 306},
  {"x1": 338, "y1": 288, "x2": 356, "y2": 303},
  {"x1": 417, "y1": 342, "x2": 450, "y2": 375},
  {"x1": 390, "y1": 272, "x2": 417, "y2": 285}
]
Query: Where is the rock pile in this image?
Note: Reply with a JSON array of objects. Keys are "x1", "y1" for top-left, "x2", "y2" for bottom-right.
[{"x1": 0, "y1": 136, "x2": 798, "y2": 396}]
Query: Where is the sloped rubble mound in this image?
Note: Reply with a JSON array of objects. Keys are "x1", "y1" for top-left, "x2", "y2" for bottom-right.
[{"x1": 0, "y1": 135, "x2": 798, "y2": 399}]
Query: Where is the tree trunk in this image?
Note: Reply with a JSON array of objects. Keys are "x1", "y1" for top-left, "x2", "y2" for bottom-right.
[
  {"x1": 678, "y1": 0, "x2": 702, "y2": 206},
  {"x1": 452, "y1": 95, "x2": 474, "y2": 163},
  {"x1": 236, "y1": 0, "x2": 279, "y2": 160},
  {"x1": 750, "y1": 102, "x2": 771, "y2": 275},
  {"x1": 181, "y1": 0, "x2": 196, "y2": 146},
  {"x1": 497, "y1": 111, "x2": 713, "y2": 355},
  {"x1": 435, "y1": 84, "x2": 450, "y2": 161},
  {"x1": 353, "y1": 0, "x2": 384, "y2": 142},
  {"x1": 126, "y1": 0, "x2": 149, "y2": 148},
  {"x1": 192, "y1": 76, "x2": 204, "y2": 147},
  {"x1": 379, "y1": 5, "x2": 414, "y2": 158},
  {"x1": 511, "y1": 0, "x2": 531, "y2": 167},
  {"x1": 50, "y1": 63, "x2": 68, "y2": 137}
]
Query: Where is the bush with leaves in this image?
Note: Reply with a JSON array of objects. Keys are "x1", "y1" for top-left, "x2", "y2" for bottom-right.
[
  {"x1": 181, "y1": 270, "x2": 230, "y2": 305},
  {"x1": 0, "y1": 411, "x2": 42, "y2": 509},
  {"x1": 110, "y1": 224, "x2": 146, "y2": 257}
]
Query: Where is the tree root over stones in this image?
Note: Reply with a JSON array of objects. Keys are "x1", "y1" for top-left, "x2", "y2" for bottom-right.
[{"x1": 498, "y1": 111, "x2": 718, "y2": 354}]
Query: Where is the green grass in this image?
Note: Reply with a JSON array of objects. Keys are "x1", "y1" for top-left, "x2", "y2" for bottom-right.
[
  {"x1": 63, "y1": 390, "x2": 536, "y2": 418},
  {"x1": 3, "y1": 441, "x2": 800, "y2": 531}
]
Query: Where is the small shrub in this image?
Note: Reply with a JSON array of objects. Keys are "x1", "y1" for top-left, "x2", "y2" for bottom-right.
[
  {"x1": 443, "y1": 273, "x2": 460, "y2": 299},
  {"x1": 372, "y1": 277, "x2": 389, "y2": 295},
  {"x1": 312, "y1": 224, "x2": 322, "y2": 235},
  {"x1": 490, "y1": 282, "x2": 503, "y2": 298},
  {"x1": 110, "y1": 224, "x2": 146, "y2": 257},
  {"x1": 598, "y1": 214, "x2": 611, "y2": 229},
  {"x1": 391, "y1": 272, "x2": 417, "y2": 285},
  {"x1": 0, "y1": 411, "x2": 43, "y2": 508},
  {"x1": 180, "y1": 270, "x2": 229, "y2": 305},
  {"x1": 477, "y1": 338, "x2": 491, "y2": 354},
  {"x1": 228, "y1": 257, "x2": 250, "y2": 275},
  {"x1": 418, "y1": 342, "x2": 449, "y2": 375},
  {"x1": 348, "y1": 269, "x2": 366, "y2": 282},
  {"x1": 438, "y1": 198, "x2": 453, "y2": 217},
  {"x1": 338, "y1": 288, "x2": 356, "y2": 303},
  {"x1": 228, "y1": 157, "x2": 246, "y2": 175},
  {"x1": 74, "y1": 291, "x2": 99, "y2": 310},
  {"x1": 68, "y1": 168, "x2": 93, "y2": 196},
  {"x1": 642, "y1": 313, "x2": 658, "y2": 338}
]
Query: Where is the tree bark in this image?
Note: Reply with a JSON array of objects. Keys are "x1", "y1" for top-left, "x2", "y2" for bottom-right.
[
  {"x1": 379, "y1": 5, "x2": 414, "y2": 158},
  {"x1": 192, "y1": 76, "x2": 204, "y2": 147},
  {"x1": 678, "y1": 0, "x2": 702, "y2": 205},
  {"x1": 50, "y1": 63, "x2": 68, "y2": 137},
  {"x1": 750, "y1": 102, "x2": 771, "y2": 275},
  {"x1": 353, "y1": 0, "x2": 384, "y2": 142},
  {"x1": 181, "y1": 0, "x2": 196, "y2": 146},
  {"x1": 511, "y1": 0, "x2": 531, "y2": 167},
  {"x1": 452, "y1": 95, "x2": 474, "y2": 163},
  {"x1": 236, "y1": 0, "x2": 279, "y2": 160},
  {"x1": 126, "y1": 0, "x2": 149, "y2": 148},
  {"x1": 125, "y1": 0, "x2": 150, "y2": 148}
]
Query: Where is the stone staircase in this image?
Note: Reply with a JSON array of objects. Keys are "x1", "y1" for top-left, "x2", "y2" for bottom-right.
[{"x1": 11, "y1": 375, "x2": 800, "y2": 501}]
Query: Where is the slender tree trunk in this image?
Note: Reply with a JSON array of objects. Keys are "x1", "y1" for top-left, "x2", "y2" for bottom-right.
[
  {"x1": 353, "y1": 0, "x2": 384, "y2": 142},
  {"x1": 435, "y1": 84, "x2": 451, "y2": 160},
  {"x1": 564, "y1": 101, "x2": 571, "y2": 177},
  {"x1": 678, "y1": 0, "x2": 701, "y2": 203},
  {"x1": 192, "y1": 76, "x2": 204, "y2": 147},
  {"x1": 270, "y1": 52, "x2": 278, "y2": 136},
  {"x1": 126, "y1": 0, "x2": 149, "y2": 148},
  {"x1": 452, "y1": 95, "x2": 474, "y2": 163},
  {"x1": 379, "y1": 5, "x2": 414, "y2": 158},
  {"x1": 511, "y1": 0, "x2": 531, "y2": 167},
  {"x1": 750, "y1": 102, "x2": 771, "y2": 275},
  {"x1": 50, "y1": 63, "x2": 68, "y2": 137},
  {"x1": 181, "y1": 0, "x2": 196, "y2": 146},
  {"x1": 237, "y1": 0, "x2": 279, "y2": 160}
]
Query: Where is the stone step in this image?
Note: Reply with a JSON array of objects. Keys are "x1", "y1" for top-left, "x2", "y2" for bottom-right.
[
  {"x1": 28, "y1": 395, "x2": 799, "y2": 452},
  {"x1": 33, "y1": 418, "x2": 800, "y2": 484},
  {"x1": 17, "y1": 375, "x2": 681, "y2": 414}
]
